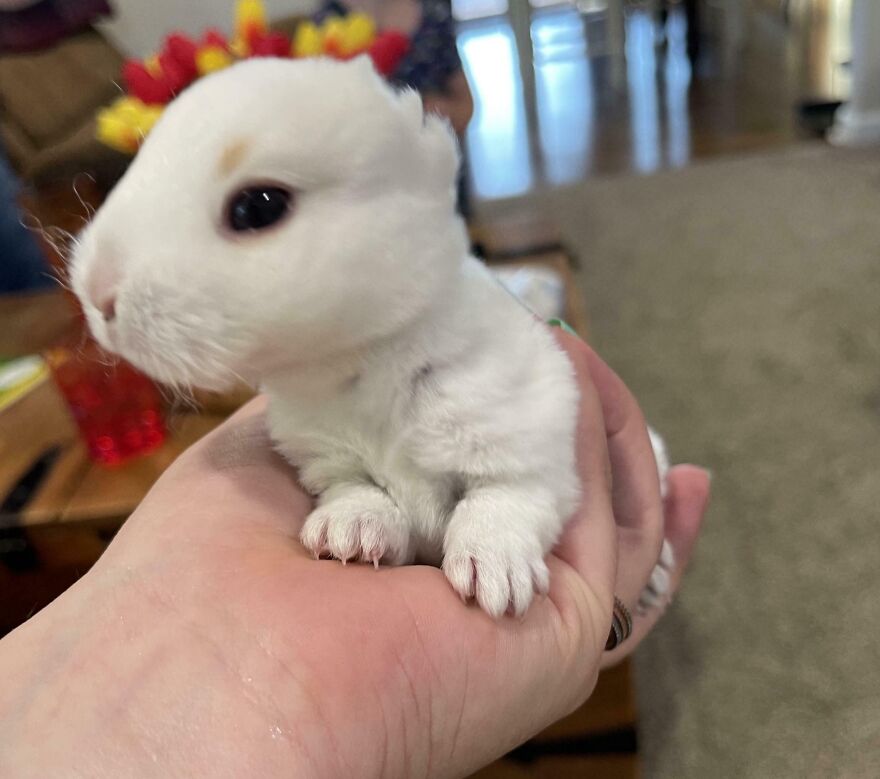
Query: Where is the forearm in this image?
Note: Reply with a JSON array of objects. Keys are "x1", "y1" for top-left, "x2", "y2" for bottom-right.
[
  {"x1": 0, "y1": 575, "x2": 135, "y2": 776},
  {"x1": 0, "y1": 561, "x2": 318, "y2": 777}
]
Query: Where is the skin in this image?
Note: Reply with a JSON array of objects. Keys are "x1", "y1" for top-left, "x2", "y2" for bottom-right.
[{"x1": 0, "y1": 334, "x2": 709, "y2": 777}]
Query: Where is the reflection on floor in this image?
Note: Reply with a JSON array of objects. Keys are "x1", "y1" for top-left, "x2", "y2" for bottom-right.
[
  {"x1": 460, "y1": 5, "x2": 802, "y2": 202},
  {"x1": 460, "y1": 16, "x2": 533, "y2": 199}
]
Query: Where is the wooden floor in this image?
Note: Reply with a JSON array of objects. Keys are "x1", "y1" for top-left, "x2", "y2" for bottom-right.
[{"x1": 460, "y1": 2, "x2": 809, "y2": 205}]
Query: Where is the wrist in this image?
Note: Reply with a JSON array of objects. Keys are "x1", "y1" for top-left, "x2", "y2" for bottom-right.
[{"x1": 0, "y1": 561, "x2": 375, "y2": 777}]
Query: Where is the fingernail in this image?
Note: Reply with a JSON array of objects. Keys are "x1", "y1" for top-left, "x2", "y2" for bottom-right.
[{"x1": 546, "y1": 318, "x2": 580, "y2": 338}]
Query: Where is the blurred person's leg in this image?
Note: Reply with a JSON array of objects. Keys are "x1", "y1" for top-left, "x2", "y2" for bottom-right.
[
  {"x1": 0, "y1": 150, "x2": 52, "y2": 293},
  {"x1": 684, "y1": 0, "x2": 699, "y2": 62}
]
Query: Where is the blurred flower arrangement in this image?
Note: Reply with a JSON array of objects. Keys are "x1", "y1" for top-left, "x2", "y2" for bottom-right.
[{"x1": 96, "y1": 0, "x2": 409, "y2": 154}]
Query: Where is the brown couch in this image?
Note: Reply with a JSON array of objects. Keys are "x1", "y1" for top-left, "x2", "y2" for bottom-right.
[{"x1": 0, "y1": 27, "x2": 127, "y2": 184}]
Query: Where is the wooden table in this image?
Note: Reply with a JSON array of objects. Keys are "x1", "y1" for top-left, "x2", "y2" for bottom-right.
[
  {"x1": 0, "y1": 289, "x2": 80, "y2": 358},
  {"x1": 471, "y1": 213, "x2": 571, "y2": 262},
  {"x1": 0, "y1": 380, "x2": 225, "y2": 532},
  {"x1": 0, "y1": 292, "x2": 229, "y2": 573},
  {"x1": 0, "y1": 293, "x2": 232, "y2": 632},
  {"x1": 489, "y1": 250, "x2": 589, "y2": 337},
  {"x1": 0, "y1": 256, "x2": 637, "y2": 779}
]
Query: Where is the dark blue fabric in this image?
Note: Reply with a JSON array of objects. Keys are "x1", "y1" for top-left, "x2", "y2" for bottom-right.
[
  {"x1": 389, "y1": 0, "x2": 460, "y2": 94},
  {"x1": 0, "y1": 152, "x2": 53, "y2": 293},
  {"x1": 315, "y1": 0, "x2": 461, "y2": 94}
]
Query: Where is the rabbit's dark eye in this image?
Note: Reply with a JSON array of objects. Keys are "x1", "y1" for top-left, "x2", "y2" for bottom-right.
[{"x1": 226, "y1": 186, "x2": 292, "y2": 233}]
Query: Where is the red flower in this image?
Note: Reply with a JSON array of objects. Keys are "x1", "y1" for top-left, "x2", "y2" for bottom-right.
[
  {"x1": 239, "y1": 20, "x2": 264, "y2": 50},
  {"x1": 367, "y1": 30, "x2": 409, "y2": 76},
  {"x1": 202, "y1": 29, "x2": 229, "y2": 49},
  {"x1": 164, "y1": 33, "x2": 199, "y2": 83},
  {"x1": 121, "y1": 33, "x2": 204, "y2": 105},
  {"x1": 249, "y1": 31, "x2": 290, "y2": 58},
  {"x1": 122, "y1": 60, "x2": 174, "y2": 105}
]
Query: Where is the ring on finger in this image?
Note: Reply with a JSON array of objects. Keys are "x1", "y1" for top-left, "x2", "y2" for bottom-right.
[{"x1": 605, "y1": 596, "x2": 633, "y2": 651}]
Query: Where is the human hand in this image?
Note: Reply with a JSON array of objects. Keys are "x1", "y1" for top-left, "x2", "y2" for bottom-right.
[
  {"x1": 0, "y1": 335, "x2": 708, "y2": 778},
  {"x1": 573, "y1": 337, "x2": 710, "y2": 668}
]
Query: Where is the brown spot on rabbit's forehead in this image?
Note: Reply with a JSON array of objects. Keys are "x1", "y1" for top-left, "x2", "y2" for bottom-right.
[{"x1": 217, "y1": 139, "x2": 250, "y2": 177}]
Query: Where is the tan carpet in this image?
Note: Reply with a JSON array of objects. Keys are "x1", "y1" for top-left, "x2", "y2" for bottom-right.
[{"x1": 533, "y1": 143, "x2": 879, "y2": 777}]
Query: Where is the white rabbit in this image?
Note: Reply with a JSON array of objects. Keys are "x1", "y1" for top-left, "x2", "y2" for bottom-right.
[{"x1": 71, "y1": 56, "x2": 669, "y2": 617}]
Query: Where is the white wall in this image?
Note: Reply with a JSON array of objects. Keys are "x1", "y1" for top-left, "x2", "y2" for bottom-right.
[
  {"x1": 829, "y1": 0, "x2": 880, "y2": 145},
  {"x1": 98, "y1": 0, "x2": 318, "y2": 58}
]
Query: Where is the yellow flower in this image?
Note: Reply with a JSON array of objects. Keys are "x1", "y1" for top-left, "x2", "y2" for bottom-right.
[
  {"x1": 228, "y1": 36, "x2": 247, "y2": 58},
  {"x1": 235, "y1": 0, "x2": 267, "y2": 37},
  {"x1": 196, "y1": 45, "x2": 234, "y2": 75},
  {"x1": 293, "y1": 21, "x2": 323, "y2": 58},
  {"x1": 232, "y1": 0, "x2": 268, "y2": 57},
  {"x1": 341, "y1": 13, "x2": 376, "y2": 54},
  {"x1": 96, "y1": 97, "x2": 163, "y2": 154},
  {"x1": 321, "y1": 16, "x2": 346, "y2": 52}
]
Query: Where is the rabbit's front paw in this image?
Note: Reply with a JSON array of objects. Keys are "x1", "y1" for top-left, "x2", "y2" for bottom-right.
[
  {"x1": 638, "y1": 539, "x2": 675, "y2": 611},
  {"x1": 442, "y1": 521, "x2": 550, "y2": 619},
  {"x1": 300, "y1": 486, "x2": 410, "y2": 566}
]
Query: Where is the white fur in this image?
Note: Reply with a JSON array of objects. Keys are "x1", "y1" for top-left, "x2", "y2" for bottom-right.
[
  {"x1": 70, "y1": 57, "x2": 580, "y2": 617},
  {"x1": 70, "y1": 58, "x2": 676, "y2": 617},
  {"x1": 643, "y1": 428, "x2": 673, "y2": 610},
  {"x1": 265, "y1": 256, "x2": 580, "y2": 617}
]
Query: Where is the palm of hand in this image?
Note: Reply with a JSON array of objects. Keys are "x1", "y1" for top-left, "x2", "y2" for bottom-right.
[{"x1": 92, "y1": 404, "x2": 602, "y2": 778}]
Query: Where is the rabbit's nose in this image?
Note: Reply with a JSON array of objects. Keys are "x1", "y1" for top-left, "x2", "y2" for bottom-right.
[
  {"x1": 85, "y1": 258, "x2": 121, "y2": 324},
  {"x1": 98, "y1": 295, "x2": 117, "y2": 323}
]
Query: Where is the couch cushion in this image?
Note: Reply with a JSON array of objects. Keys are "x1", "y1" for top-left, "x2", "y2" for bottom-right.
[
  {"x1": 0, "y1": 28, "x2": 122, "y2": 152},
  {"x1": 0, "y1": 0, "x2": 112, "y2": 53}
]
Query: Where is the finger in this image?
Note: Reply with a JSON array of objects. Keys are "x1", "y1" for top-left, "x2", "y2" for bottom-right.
[
  {"x1": 657, "y1": 465, "x2": 709, "y2": 591},
  {"x1": 551, "y1": 333, "x2": 617, "y2": 607},
  {"x1": 580, "y1": 347, "x2": 666, "y2": 613},
  {"x1": 549, "y1": 332, "x2": 665, "y2": 614},
  {"x1": 601, "y1": 464, "x2": 710, "y2": 668},
  {"x1": 582, "y1": 348, "x2": 664, "y2": 534}
]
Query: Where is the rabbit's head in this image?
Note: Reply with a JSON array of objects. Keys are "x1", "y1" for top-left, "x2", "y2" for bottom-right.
[{"x1": 71, "y1": 56, "x2": 465, "y2": 390}]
